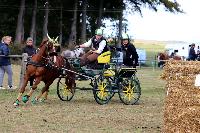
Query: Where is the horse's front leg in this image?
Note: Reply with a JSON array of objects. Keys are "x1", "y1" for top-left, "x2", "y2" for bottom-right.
[
  {"x1": 13, "y1": 75, "x2": 30, "y2": 106},
  {"x1": 21, "y1": 76, "x2": 42, "y2": 104}
]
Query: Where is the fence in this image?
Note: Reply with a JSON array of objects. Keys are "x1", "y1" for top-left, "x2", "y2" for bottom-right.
[
  {"x1": 0, "y1": 53, "x2": 28, "y2": 89},
  {"x1": 0, "y1": 54, "x2": 163, "y2": 89}
]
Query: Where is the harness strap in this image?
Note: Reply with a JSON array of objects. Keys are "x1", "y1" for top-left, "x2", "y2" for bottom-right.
[{"x1": 27, "y1": 60, "x2": 46, "y2": 67}]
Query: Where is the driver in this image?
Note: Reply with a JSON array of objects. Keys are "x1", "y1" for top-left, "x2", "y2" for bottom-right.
[{"x1": 78, "y1": 29, "x2": 109, "y2": 66}]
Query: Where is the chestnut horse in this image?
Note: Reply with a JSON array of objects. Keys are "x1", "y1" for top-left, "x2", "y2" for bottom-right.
[
  {"x1": 157, "y1": 52, "x2": 182, "y2": 68},
  {"x1": 14, "y1": 38, "x2": 75, "y2": 106}
]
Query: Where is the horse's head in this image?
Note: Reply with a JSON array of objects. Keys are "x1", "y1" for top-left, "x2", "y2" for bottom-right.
[
  {"x1": 158, "y1": 52, "x2": 169, "y2": 60},
  {"x1": 47, "y1": 34, "x2": 60, "y2": 47},
  {"x1": 38, "y1": 40, "x2": 54, "y2": 56},
  {"x1": 38, "y1": 34, "x2": 61, "y2": 56}
]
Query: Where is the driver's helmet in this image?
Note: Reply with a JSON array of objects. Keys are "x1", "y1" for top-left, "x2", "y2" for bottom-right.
[
  {"x1": 121, "y1": 33, "x2": 129, "y2": 40},
  {"x1": 95, "y1": 29, "x2": 103, "y2": 35}
]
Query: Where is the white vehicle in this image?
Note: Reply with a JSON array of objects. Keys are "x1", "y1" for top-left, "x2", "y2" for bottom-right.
[{"x1": 165, "y1": 43, "x2": 191, "y2": 59}]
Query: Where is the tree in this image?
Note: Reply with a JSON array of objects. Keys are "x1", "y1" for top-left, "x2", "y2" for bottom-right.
[
  {"x1": 43, "y1": 0, "x2": 49, "y2": 40},
  {"x1": 97, "y1": 0, "x2": 104, "y2": 28},
  {"x1": 0, "y1": 0, "x2": 183, "y2": 47},
  {"x1": 59, "y1": 0, "x2": 63, "y2": 45},
  {"x1": 68, "y1": 0, "x2": 78, "y2": 48},
  {"x1": 30, "y1": 0, "x2": 37, "y2": 46},
  {"x1": 126, "y1": 0, "x2": 182, "y2": 14},
  {"x1": 80, "y1": 0, "x2": 87, "y2": 43},
  {"x1": 15, "y1": 0, "x2": 25, "y2": 44}
]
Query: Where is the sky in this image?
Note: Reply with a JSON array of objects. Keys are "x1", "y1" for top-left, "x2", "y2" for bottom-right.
[{"x1": 126, "y1": 0, "x2": 200, "y2": 43}]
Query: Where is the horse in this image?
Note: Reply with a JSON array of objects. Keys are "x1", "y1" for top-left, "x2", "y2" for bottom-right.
[
  {"x1": 13, "y1": 36, "x2": 75, "y2": 106},
  {"x1": 157, "y1": 52, "x2": 182, "y2": 68},
  {"x1": 61, "y1": 48, "x2": 85, "y2": 58}
]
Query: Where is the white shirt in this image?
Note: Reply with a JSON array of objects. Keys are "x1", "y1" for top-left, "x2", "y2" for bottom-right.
[{"x1": 82, "y1": 39, "x2": 106, "y2": 54}]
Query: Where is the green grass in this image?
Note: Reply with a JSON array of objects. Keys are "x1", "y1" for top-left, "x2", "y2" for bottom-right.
[
  {"x1": 0, "y1": 40, "x2": 166, "y2": 132},
  {"x1": 0, "y1": 65, "x2": 165, "y2": 133},
  {"x1": 134, "y1": 40, "x2": 166, "y2": 66}
]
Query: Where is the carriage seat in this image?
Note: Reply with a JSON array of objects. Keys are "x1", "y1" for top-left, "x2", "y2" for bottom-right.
[
  {"x1": 97, "y1": 51, "x2": 111, "y2": 64},
  {"x1": 118, "y1": 67, "x2": 136, "y2": 78},
  {"x1": 86, "y1": 51, "x2": 111, "y2": 70}
]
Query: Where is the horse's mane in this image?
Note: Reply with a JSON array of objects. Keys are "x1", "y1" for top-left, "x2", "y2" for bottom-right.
[{"x1": 38, "y1": 40, "x2": 48, "y2": 48}]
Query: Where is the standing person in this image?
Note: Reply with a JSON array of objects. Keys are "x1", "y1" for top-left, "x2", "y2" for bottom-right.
[
  {"x1": 0, "y1": 36, "x2": 14, "y2": 89},
  {"x1": 121, "y1": 33, "x2": 139, "y2": 67},
  {"x1": 188, "y1": 43, "x2": 196, "y2": 61},
  {"x1": 78, "y1": 29, "x2": 109, "y2": 66},
  {"x1": 22, "y1": 37, "x2": 36, "y2": 56},
  {"x1": 22, "y1": 37, "x2": 37, "y2": 88}
]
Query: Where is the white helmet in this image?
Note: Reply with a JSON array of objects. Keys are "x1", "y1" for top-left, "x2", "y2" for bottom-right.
[
  {"x1": 95, "y1": 29, "x2": 103, "y2": 35},
  {"x1": 121, "y1": 33, "x2": 129, "y2": 40}
]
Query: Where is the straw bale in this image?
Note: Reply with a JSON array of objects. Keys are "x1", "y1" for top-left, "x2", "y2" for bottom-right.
[
  {"x1": 162, "y1": 60, "x2": 200, "y2": 132},
  {"x1": 164, "y1": 106, "x2": 200, "y2": 133}
]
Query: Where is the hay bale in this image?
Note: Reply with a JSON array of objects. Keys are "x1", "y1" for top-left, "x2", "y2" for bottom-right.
[{"x1": 162, "y1": 60, "x2": 200, "y2": 132}]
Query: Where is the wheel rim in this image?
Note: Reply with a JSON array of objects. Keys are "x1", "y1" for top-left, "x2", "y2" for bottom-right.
[
  {"x1": 93, "y1": 76, "x2": 113, "y2": 104},
  {"x1": 57, "y1": 78, "x2": 75, "y2": 101},
  {"x1": 119, "y1": 78, "x2": 141, "y2": 105},
  {"x1": 122, "y1": 82, "x2": 135, "y2": 102},
  {"x1": 97, "y1": 81, "x2": 110, "y2": 100}
]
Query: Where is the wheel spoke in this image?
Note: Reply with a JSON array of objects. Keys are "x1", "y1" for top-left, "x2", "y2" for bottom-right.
[
  {"x1": 119, "y1": 77, "x2": 141, "y2": 105},
  {"x1": 57, "y1": 78, "x2": 75, "y2": 101},
  {"x1": 93, "y1": 76, "x2": 114, "y2": 105}
]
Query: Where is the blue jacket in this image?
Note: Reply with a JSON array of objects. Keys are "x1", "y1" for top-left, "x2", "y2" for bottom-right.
[
  {"x1": 0, "y1": 42, "x2": 11, "y2": 66},
  {"x1": 22, "y1": 45, "x2": 36, "y2": 56}
]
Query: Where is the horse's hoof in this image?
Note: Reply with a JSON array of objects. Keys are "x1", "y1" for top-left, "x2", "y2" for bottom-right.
[
  {"x1": 22, "y1": 95, "x2": 30, "y2": 103},
  {"x1": 39, "y1": 98, "x2": 46, "y2": 103},
  {"x1": 31, "y1": 97, "x2": 38, "y2": 104},
  {"x1": 13, "y1": 100, "x2": 20, "y2": 107}
]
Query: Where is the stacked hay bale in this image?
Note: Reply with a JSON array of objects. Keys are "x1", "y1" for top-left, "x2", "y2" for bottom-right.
[{"x1": 161, "y1": 60, "x2": 200, "y2": 132}]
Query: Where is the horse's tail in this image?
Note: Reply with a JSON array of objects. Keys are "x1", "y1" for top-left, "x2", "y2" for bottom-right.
[{"x1": 64, "y1": 58, "x2": 76, "y2": 88}]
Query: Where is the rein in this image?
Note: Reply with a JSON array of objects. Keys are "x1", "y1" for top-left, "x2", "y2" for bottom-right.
[{"x1": 27, "y1": 41, "x2": 53, "y2": 67}]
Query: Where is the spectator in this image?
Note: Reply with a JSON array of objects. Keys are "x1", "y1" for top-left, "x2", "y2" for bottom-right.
[
  {"x1": 22, "y1": 37, "x2": 36, "y2": 56},
  {"x1": 22, "y1": 37, "x2": 37, "y2": 88},
  {"x1": 0, "y1": 36, "x2": 14, "y2": 89},
  {"x1": 188, "y1": 43, "x2": 196, "y2": 61}
]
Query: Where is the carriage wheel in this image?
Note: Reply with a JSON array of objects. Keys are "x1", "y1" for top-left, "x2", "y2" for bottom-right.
[
  {"x1": 93, "y1": 76, "x2": 114, "y2": 105},
  {"x1": 118, "y1": 76, "x2": 141, "y2": 105},
  {"x1": 57, "y1": 77, "x2": 75, "y2": 101}
]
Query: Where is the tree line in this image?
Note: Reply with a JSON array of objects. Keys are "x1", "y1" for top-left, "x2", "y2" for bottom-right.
[{"x1": 0, "y1": 0, "x2": 182, "y2": 47}]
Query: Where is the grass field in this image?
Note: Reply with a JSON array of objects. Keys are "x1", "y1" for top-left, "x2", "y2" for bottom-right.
[
  {"x1": 134, "y1": 40, "x2": 166, "y2": 66},
  {"x1": 0, "y1": 40, "x2": 166, "y2": 132},
  {"x1": 0, "y1": 66, "x2": 165, "y2": 133}
]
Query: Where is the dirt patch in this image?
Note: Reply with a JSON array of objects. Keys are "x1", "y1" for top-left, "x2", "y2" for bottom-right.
[
  {"x1": 0, "y1": 67, "x2": 164, "y2": 132},
  {"x1": 0, "y1": 90, "x2": 163, "y2": 133}
]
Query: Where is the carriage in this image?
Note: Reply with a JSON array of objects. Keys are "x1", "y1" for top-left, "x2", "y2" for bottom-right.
[
  {"x1": 14, "y1": 38, "x2": 141, "y2": 106},
  {"x1": 57, "y1": 51, "x2": 141, "y2": 105}
]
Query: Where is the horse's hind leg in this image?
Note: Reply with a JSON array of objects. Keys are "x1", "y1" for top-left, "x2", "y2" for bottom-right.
[
  {"x1": 34, "y1": 81, "x2": 53, "y2": 102},
  {"x1": 34, "y1": 88, "x2": 48, "y2": 102}
]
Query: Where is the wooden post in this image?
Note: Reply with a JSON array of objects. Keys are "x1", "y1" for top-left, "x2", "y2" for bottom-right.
[{"x1": 18, "y1": 53, "x2": 28, "y2": 89}]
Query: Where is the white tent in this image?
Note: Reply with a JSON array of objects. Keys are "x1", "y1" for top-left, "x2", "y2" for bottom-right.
[{"x1": 165, "y1": 43, "x2": 190, "y2": 58}]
